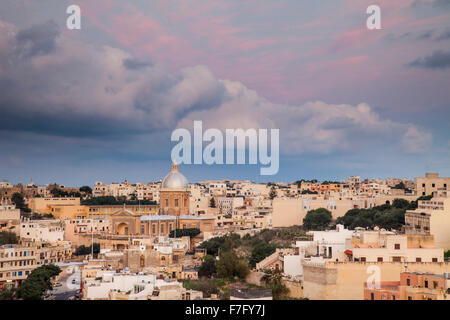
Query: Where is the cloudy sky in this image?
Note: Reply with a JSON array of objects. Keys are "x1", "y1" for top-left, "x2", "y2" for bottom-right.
[{"x1": 0, "y1": 0, "x2": 449, "y2": 186}]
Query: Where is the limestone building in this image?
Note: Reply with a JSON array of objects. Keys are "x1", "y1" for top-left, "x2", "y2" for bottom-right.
[{"x1": 159, "y1": 163, "x2": 190, "y2": 216}]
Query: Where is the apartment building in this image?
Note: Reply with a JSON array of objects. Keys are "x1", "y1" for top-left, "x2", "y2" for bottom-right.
[
  {"x1": 415, "y1": 172, "x2": 450, "y2": 196},
  {"x1": 351, "y1": 231, "x2": 443, "y2": 263},
  {"x1": 405, "y1": 192, "x2": 450, "y2": 250},
  {"x1": 302, "y1": 260, "x2": 450, "y2": 300},
  {"x1": 364, "y1": 272, "x2": 450, "y2": 300},
  {"x1": 20, "y1": 219, "x2": 65, "y2": 242},
  {"x1": 82, "y1": 271, "x2": 202, "y2": 300},
  {"x1": 0, "y1": 244, "x2": 37, "y2": 289},
  {"x1": 29, "y1": 197, "x2": 81, "y2": 214},
  {"x1": 217, "y1": 197, "x2": 244, "y2": 215},
  {"x1": 0, "y1": 204, "x2": 21, "y2": 234}
]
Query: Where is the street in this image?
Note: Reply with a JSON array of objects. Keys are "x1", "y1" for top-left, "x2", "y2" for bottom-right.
[{"x1": 49, "y1": 269, "x2": 81, "y2": 300}]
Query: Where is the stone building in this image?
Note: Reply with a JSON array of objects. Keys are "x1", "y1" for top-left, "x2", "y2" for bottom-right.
[{"x1": 159, "y1": 162, "x2": 190, "y2": 216}]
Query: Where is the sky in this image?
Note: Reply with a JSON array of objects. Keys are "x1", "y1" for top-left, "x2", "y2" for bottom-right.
[{"x1": 0, "y1": 0, "x2": 449, "y2": 187}]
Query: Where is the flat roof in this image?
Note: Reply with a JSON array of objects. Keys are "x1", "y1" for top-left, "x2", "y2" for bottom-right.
[{"x1": 140, "y1": 215, "x2": 177, "y2": 221}]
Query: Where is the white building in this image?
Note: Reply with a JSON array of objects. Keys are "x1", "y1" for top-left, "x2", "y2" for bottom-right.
[
  {"x1": 20, "y1": 219, "x2": 65, "y2": 242},
  {"x1": 305, "y1": 224, "x2": 354, "y2": 258},
  {"x1": 217, "y1": 197, "x2": 244, "y2": 215}
]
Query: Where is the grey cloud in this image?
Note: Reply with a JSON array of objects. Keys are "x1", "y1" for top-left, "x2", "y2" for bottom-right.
[
  {"x1": 436, "y1": 29, "x2": 450, "y2": 41},
  {"x1": 123, "y1": 58, "x2": 152, "y2": 70},
  {"x1": 433, "y1": 0, "x2": 450, "y2": 8},
  {"x1": 0, "y1": 20, "x2": 225, "y2": 139},
  {"x1": 408, "y1": 50, "x2": 450, "y2": 69},
  {"x1": 15, "y1": 20, "x2": 59, "y2": 59},
  {"x1": 0, "y1": 19, "x2": 433, "y2": 157},
  {"x1": 412, "y1": 0, "x2": 450, "y2": 9},
  {"x1": 416, "y1": 30, "x2": 434, "y2": 40}
]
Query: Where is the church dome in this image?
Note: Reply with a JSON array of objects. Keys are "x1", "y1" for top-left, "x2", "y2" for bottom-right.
[{"x1": 161, "y1": 162, "x2": 189, "y2": 189}]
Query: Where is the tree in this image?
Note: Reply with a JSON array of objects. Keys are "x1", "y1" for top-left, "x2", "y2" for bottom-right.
[
  {"x1": 302, "y1": 208, "x2": 332, "y2": 230},
  {"x1": 0, "y1": 231, "x2": 18, "y2": 245},
  {"x1": 210, "y1": 197, "x2": 216, "y2": 208},
  {"x1": 249, "y1": 242, "x2": 277, "y2": 267},
  {"x1": 216, "y1": 250, "x2": 249, "y2": 279},
  {"x1": 198, "y1": 234, "x2": 241, "y2": 256},
  {"x1": 0, "y1": 287, "x2": 16, "y2": 300},
  {"x1": 17, "y1": 264, "x2": 62, "y2": 300},
  {"x1": 392, "y1": 198, "x2": 409, "y2": 209},
  {"x1": 182, "y1": 279, "x2": 219, "y2": 298},
  {"x1": 198, "y1": 256, "x2": 216, "y2": 278},
  {"x1": 169, "y1": 228, "x2": 200, "y2": 238},
  {"x1": 79, "y1": 186, "x2": 92, "y2": 194},
  {"x1": 261, "y1": 269, "x2": 289, "y2": 299},
  {"x1": 74, "y1": 243, "x2": 100, "y2": 257},
  {"x1": 11, "y1": 192, "x2": 25, "y2": 209},
  {"x1": 301, "y1": 190, "x2": 318, "y2": 195},
  {"x1": 81, "y1": 196, "x2": 156, "y2": 206},
  {"x1": 269, "y1": 186, "x2": 277, "y2": 200},
  {"x1": 392, "y1": 182, "x2": 406, "y2": 189},
  {"x1": 337, "y1": 202, "x2": 408, "y2": 230}
]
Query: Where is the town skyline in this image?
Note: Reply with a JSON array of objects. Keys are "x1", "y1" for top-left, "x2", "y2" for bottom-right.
[{"x1": 0, "y1": 0, "x2": 449, "y2": 186}]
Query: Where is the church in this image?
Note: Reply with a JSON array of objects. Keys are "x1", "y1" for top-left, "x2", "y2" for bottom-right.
[
  {"x1": 107, "y1": 162, "x2": 214, "y2": 241},
  {"x1": 159, "y1": 162, "x2": 190, "y2": 216}
]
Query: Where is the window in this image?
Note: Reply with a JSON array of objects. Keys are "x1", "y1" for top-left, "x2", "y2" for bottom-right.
[
  {"x1": 360, "y1": 257, "x2": 366, "y2": 262},
  {"x1": 407, "y1": 278, "x2": 411, "y2": 286},
  {"x1": 377, "y1": 257, "x2": 383, "y2": 262},
  {"x1": 408, "y1": 296, "x2": 412, "y2": 300},
  {"x1": 392, "y1": 295, "x2": 396, "y2": 300},
  {"x1": 425, "y1": 280, "x2": 428, "y2": 288},
  {"x1": 394, "y1": 244, "x2": 400, "y2": 250},
  {"x1": 370, "y1": 293, "x2": 374, "y2": 300},
  {"x1": 160, "y1": 224, "x2": 164, "y2": 234},
  {"x1": 165, "y1": 199, "x2": 169, "y2": 207},
  {"x1": 432, "y1": 258, "x2": 438, "y2": 262},
  {"x1": 174, "y1": 199, "x2": 179, "y2": 207},
  {"x1": 152, "y1": 224, "x2": 156, "y2": 234},
  {"x1": 422, "y1": 183, "x2": 425, "y2": 187},
  {"x1": 416, "y1": 258, "x2": 421, "y2": 262},
  {"x1": 392, "y1": 257, "x2": 401, "y2": 262},
  {"x1": 432, "y1": 183, "x2": 435, "y2": 188}
]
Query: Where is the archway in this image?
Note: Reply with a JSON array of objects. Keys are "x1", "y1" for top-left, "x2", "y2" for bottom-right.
[{"x1": 117, "y1": 222, "x2": 129, "y2": 235}]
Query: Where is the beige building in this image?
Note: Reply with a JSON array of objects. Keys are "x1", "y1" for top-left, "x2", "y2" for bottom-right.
[
  {"x1": 20, "y1": 219, "x2": 65, "y2": 242},
  {"x1": 415, "y1": 172, "x2": 450, "y2": 196},
  {"x1": 0, "y1": 244, "x2": 37, "y2": 289},
  {"x1": 272, "y1": 194, "x2": 419, "y2": 228},
  {"x1": 303, "y1": 260, "x2": 450, "y2": 300},
  {"x1": 405, "y1": 194, "x2": 450, "y2": 250},
  {"x1": 159, "y1": 163, "x2": 190, "y2": 216},
  {"x1": 29, "y1": 197, "x2": 81, "y2": 214},
  {"x1": 0, "y1": 205, "x2": 21, "y2": 234},
  {"x1": 351, "y1": 232, "x2": 443, "y2": 263}
]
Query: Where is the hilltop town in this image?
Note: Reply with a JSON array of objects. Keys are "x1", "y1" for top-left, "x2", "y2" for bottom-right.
[{"x1": 1, "y1": 166, "x2": 449, "y2": 300}]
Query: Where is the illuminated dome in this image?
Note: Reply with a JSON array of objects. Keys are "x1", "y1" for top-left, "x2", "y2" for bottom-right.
[{"x1": 161, "y1": 162, "x2": 189, "y2": 189}]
